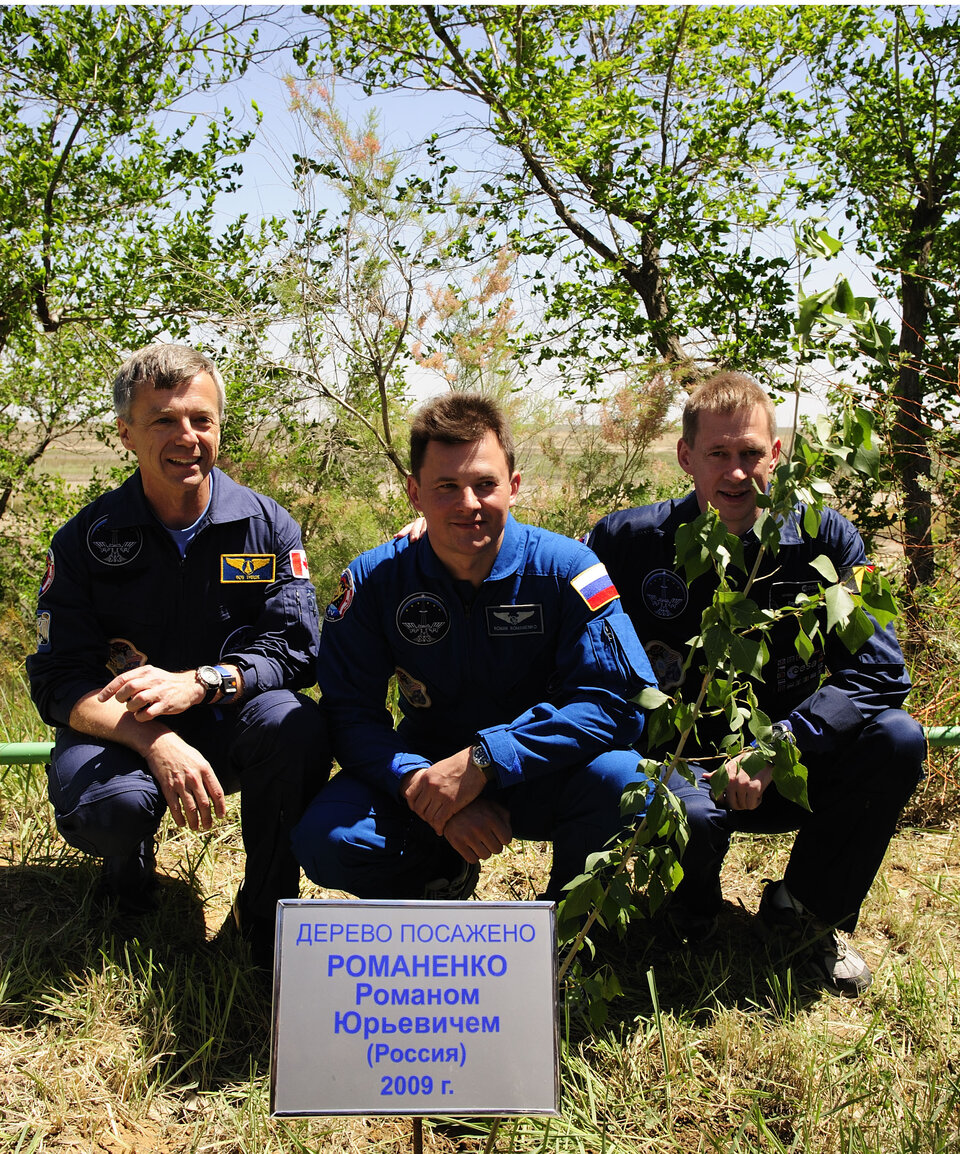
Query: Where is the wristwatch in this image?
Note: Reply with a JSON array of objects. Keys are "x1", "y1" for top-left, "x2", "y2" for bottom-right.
[
  {"x1": 196, "y1": 665, "x2": 221, "y2": 705},
  {"x1": 196, "y1": 664, "x2": 239, "y2": 705},
  {"x1": 470, "y1": 741, "x2": 497, "y2": 784},
  {"x1": 770, "y1": 721, "x2": 796, "y2": 747}
]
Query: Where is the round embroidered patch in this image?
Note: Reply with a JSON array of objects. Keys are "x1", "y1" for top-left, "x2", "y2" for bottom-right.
[
  {"x1": 396, "y1": 592, "x2": 450, "y2": 646},
  {"x1": 641, "y1": 568, "x2": 688, "y2": 619},
  {"x1": 86, "y1": 516, "x2": 143, "y2": 566},
  {"x1": 325, "y1": 569, "x2": 356, "y2": 622}
]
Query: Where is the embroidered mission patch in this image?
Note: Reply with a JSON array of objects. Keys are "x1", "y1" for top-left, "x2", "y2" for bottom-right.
[
  {"x1": 106, "y1": 637, "x2": 147, "y2": 676},
  {"x1": 571, "y1": 563, "x2": 619, "y2": 611},
  {"x1": 325, "y1": 569, "x2": 355, "y2": 622},
  {"x1": 87, "y1": 517, "x2": 143, "y2": 566},
  {"x1": 396, "y1": 592, "x2": 450, "y2": 645},
  {"x1": 221, "y1": 554, "x2": 276, "y2": 583},
  {"x1": 641, "y1": 569, "x2": 688, "y2": 619},
  {"x1": 396, "y1": 666, "x2": 432, "y2": 707},
  {"x1": 40, "y1": 548, "x2": 55, "y2": 596},
  {"x1": 644, "y1": 639, "x2": 685, "y2": 691}
]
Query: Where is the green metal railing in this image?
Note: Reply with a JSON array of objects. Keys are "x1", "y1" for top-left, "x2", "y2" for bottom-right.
[{"x1": 0, "y1": 726, "x2": 958, "y2": 765}]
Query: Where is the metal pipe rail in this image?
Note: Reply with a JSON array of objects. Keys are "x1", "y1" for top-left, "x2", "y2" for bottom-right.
[{"x1": 0, "y1": 726, "x2": 959, "y2": 765}]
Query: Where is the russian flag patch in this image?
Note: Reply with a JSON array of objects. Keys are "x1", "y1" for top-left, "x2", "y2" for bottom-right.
[
  {"x1": 571, "y1": 563, "x2": 619, "y2": 611},
  {"x1": 290, "y1": 549, "x2": 310, "y2": 579}
]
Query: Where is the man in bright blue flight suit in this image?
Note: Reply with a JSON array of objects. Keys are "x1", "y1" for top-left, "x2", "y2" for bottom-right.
[
  {"x1": 27, "y1": 344, "x2": 328, "y2": 962},
  {"x1": 586, "y1": 372, "x2": 925, "y2": 996},
  {"x1": 293, "y1": 391, "x2": 656, "y2": 902}
]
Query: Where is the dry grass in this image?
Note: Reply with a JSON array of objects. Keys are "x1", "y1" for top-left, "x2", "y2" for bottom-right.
[{"x1": 2, "y1": 749, "x2": 959, "y2": 1154}]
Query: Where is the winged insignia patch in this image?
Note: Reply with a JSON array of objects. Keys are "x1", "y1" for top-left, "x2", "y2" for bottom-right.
[{"x1": 221, "y1": 554, "x2": 276, "y2": 583}]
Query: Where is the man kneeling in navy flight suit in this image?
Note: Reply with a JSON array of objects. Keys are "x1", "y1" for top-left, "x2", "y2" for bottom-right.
[
  {"x1": 293, "y1": 391, "x2": 657, "y2": 903},
  {"x1": 27, "y1": 343, "x2": 330, "y2": 967},
  {"x1": 586, "y1": 371, "x2": 925, "y2": 996}
]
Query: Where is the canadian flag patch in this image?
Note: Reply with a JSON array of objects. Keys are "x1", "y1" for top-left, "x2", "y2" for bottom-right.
[{"x1": 289, "y1": 549, "x2": 310, "y2": 579}]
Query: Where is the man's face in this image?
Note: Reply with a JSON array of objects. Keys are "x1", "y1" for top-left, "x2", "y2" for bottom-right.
[
  {"x1": 406, "y1": 430, "x2": 520, "y2": 578},
  {"x1": 116, "y1": 371, "x2": 221, "y2": 517},
  {"x1": 677, "y1": 404, "x2": 781, "y2": 536}
]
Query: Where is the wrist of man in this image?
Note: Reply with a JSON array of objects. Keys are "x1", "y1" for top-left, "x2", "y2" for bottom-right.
[
  {"x1": 468, "y1": 740, "x2": 498, "y2": 787},
  {"x1": 195, "y1": 664, "x2": 241, "y2": 706}
]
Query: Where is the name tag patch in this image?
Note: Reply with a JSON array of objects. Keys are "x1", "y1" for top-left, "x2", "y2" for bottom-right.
[
  {"x1": 486, "y1": 604, "x2": 544, "y2": 636},
  {"x1": 221, "y1": 554, "x2": 276, "y2": 583}
]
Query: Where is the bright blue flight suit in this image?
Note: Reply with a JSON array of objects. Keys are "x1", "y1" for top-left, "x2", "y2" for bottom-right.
[{"x1": 293, "y1": 515, "x2": 657, "y2": 901}]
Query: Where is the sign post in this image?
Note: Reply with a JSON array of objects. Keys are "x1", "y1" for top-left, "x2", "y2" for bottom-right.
[{"x1": 270, "y1": 899, "x2": 558, "y2": 1118}]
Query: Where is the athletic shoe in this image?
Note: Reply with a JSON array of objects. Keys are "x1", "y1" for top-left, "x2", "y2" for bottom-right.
[
  {"x1": 422, "y1": 860, "x2": 480, "y2": 902},
  {"x1": 757, "y1": 880, "x2": 872, "y2": 997}
]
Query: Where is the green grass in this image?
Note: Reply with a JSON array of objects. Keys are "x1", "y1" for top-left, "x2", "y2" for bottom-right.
[{"x1": 1, "y1": 657, "x2": 959, "y2": 1153}]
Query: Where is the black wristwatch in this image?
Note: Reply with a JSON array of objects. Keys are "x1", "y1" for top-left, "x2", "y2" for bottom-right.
[{"x1": 470, "y1": 741, "x2": 497, "y2": 784}]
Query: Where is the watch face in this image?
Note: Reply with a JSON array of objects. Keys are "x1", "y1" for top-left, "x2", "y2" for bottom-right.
[
  {"x1": 471, "y1": 743, "x2": 491, "y2": 769},
  {"x1": 197, "y1": 665, "x2": 220, "y2": 689}
]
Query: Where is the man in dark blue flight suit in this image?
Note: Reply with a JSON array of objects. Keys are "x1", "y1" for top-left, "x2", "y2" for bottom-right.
[
  {"x1": 292, "y1": 392, "x2": 656, "y2": 903},
  {"x1": 587, "y1": 372, "x2": 925, "y2": 996},
  {"x1": 27, "y1": 344, "x2": 329, "y2": 963}
]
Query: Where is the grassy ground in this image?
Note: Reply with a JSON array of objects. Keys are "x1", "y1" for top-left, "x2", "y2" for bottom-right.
[{"x1": 2, "y1": 661, "x2": 959, "y2": 1154}]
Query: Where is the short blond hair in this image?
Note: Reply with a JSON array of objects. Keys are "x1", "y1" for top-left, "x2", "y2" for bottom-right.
[{"x1": 682, "y1": 372, "x2": 777, "y2": 446}]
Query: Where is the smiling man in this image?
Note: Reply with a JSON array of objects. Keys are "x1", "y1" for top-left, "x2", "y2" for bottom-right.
[
  {"x1": 586, "y1": 372, "x2": 925, "y2": 996},
  {"x1": 27, "y1": 344, "x2": 329, "y2": 966},
  {"x1": 293, "y1": 391, "x2": 657, "y2": 903}
]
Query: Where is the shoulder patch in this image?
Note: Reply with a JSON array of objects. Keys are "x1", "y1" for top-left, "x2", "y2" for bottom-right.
[
  {"x1": 39, "y1": 548, "x2": 55, "y2": 596},
  {"x1": 221, "y1": 554, "x2": 276, "y2": 583},
  {"x1": 325, "y1": 569, "x2": 355, "y2": 622},
  {"x1": 289, "y1": 549, "x2": 310, "y2": 579},
  {"x1": 36, "y1": 611, "x2": 51, "y2": 652},
  {"x1": 87, "y1": 517, "x2": 143, "y2": 566},
  {"x1": 571, "y1": 563, "x2": 619, "y2": 611}
]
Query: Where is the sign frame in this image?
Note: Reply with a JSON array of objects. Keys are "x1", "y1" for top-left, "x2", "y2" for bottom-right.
[{"x1": 270, "y1": 899, "x2": 559, "y2": 1118}]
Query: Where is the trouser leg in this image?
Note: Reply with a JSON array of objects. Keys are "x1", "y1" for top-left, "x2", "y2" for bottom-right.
[
  {"x1": 47, "y1": 727, "x2": 166, "y2": 858},
  {"x1": 776, "y1": 709, "x2": 925, "y2": 931},
  {"x1": 215, "y1": 690, "x2": 331, "y2": 923},
  {"x1": 661, "y1": 768, "x2": 732, "y2": 916},
  {"x1": 291, "y1": 772, "x2": 461, "y2": 898},
  {"x1": 506, "y1": 749, "x2": 649, "y2": 902}
]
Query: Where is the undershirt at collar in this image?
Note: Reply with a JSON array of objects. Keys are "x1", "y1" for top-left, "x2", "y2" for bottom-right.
[{"x1": 164, "y1": 474, "x2": 214, "y2": 557}]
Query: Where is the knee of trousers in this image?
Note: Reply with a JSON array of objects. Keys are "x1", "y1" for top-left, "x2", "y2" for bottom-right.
[
  {"x1": 859, "y1": 708, "x2": 927, "y2": 796},
  {"x1": 573, "y1": 749, "x2": 651, "y2": 820},
  {"x1": 56, "y1": 781, "x2": 164, "y2": 858},
  {"x1": 663, "y1": 769, "x2": 731, "y2": 855},
  {"x1": 291, "y1": 777, "x2": 387, "y2": 888}
]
